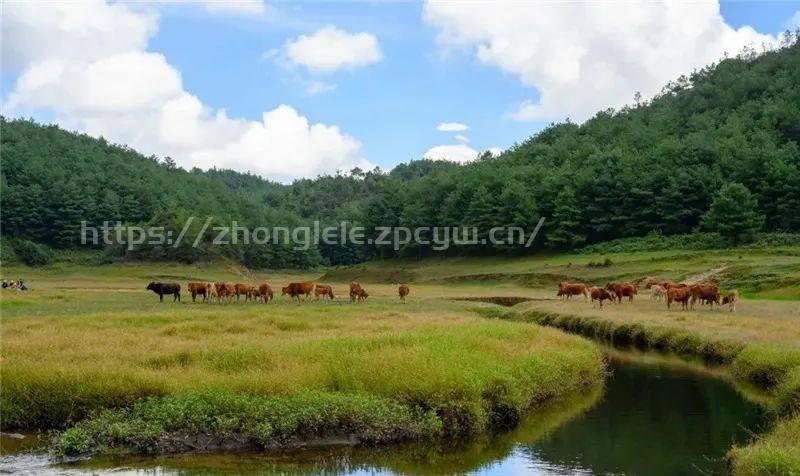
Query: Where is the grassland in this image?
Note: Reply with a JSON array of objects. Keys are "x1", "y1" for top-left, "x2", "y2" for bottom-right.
[
  {"x1": 0, "y1": 263, "x2": 602, "y2": 456},
  {"x1": 2, "y1": 246, "x2": 798, "y2": 472}
]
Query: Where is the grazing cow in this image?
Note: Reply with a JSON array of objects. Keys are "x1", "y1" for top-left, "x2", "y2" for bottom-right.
[
  {"x1": 146, "y1": 282, "x2": 181, "y2": 302},
  {"x1": 557, "y1": 282, "x2": 590, "y2": 301},
  {"x1": 282, "y1": 282, "x2": 315, "y2": 301},
  {"x1": 721, "y1": 290, "x2": 740, "y2": 312},
  {"x1": 256, "y1": 283, "x2": 274, "y2": 304},
  {"x1": 355, "y1": 289, "x2": 369, "y2": 302},
  {"x1": 689, "y1": 284, "x2": 721, "y2": 310},
  {"x1": 350, "y1": 281, "x2": 364, "y2": 303},
  {"x1": 188, "y1": 282, "x2": 209, "y2": 303},
  {"x1": 314, "y1": 284, "x2": 334, "y2": 301},
  {"x1": 650, "y1": 284, "x2": 667, "y2": 301},
  {"x1": 215, "y1": 282, "x2": 236, "y2": 303},
  {"x1": 667, "y1": 287, "x2": 691, "y2": 311},
  {"x1": 235, "y1": 283, "x2": 256, "y2": 302},
  {"x1": 605, "y1": 282, "x2": 638, "y2": 303},
  {"x1": 398, "y1": 284, "x2": 410, "y2": 302},
  {"x1": 589, "y1": 286, "x2": 617, "y2": 309}
]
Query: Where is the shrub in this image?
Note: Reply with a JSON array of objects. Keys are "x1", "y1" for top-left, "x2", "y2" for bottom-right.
[{"x1": 13, "y1": 239, "x2": 51, "y2": 266}]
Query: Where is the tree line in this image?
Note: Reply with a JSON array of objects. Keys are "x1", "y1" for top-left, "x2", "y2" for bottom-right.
[{"x1": 2, "y1": 34, "x2": 799, "y2": 267}]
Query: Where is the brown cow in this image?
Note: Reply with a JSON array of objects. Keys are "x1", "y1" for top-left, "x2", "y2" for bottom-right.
[
  {"x1": 689, "y1": 284, "x2": 720, "y2": 310},
  {"x1": 398, "y1": 284, "x2": 410, "y2": 302},
  {"x1": 589, "y1": 286, "x2": 617, "y2": 309},
  {"x1": 215, "y1": 282, "x2": 236, "y2": 303},
  {"x1": 282, "y1": 282, "x2": 315, "y2": 301},
  {"x1": 663, "y1": 281, "x2": 688, "y2": 290},
  {"x1": 315, "y1": 284, "x2": 335, "y2": 301},
  {"x1": 355, "y1": 289, "x2": 369, "y2": 302},
  {"x1": 350, "y1": 281, "x2": 364, "y2": 303},
  {"x1": 188, "y1": 282, "x2": 209, "y2": 303},
  {"x1": 557, "y1": 282, "x2": 589, "y2": 301},
  {"x1": 721, "y1": 290, "x2": 739, "y2": 312},
  {"x1": 234, "y1": 283, "x2": 255, "y2": 302},
  {"x1": 605, "y1": 282, "x2": 638, "y2": 303},
  {"x1": 255, "y1": 283, "x2": 274, "y2": 304},
  {"x1": 667, "y1": 286, "x2": 692, "y2": 310}
]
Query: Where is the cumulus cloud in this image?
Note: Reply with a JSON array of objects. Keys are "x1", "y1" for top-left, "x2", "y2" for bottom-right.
[
  {"x1": 2, "y1": 2, "x2": 369, "y2": 182},
  {"x1": 424, "y1": 1, "x2": 778, "y2": 122},
  {"x1": 423, "y1": 144, "x2": 479, "y2": 163},
  {"x1": 282, "y1": 25, "x2": 382, "y2": 73},
  {"x1": 436, "y1": 122, "x2": 469, "y2": 132}
]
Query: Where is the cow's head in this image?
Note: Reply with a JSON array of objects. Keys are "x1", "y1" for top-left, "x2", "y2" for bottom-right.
[
  {"x1": 146, "y1": 282, "x2": 156, "y2": 291},
  {"x1": 281, "y1": 286, "x2": 290, "y2": 296}
]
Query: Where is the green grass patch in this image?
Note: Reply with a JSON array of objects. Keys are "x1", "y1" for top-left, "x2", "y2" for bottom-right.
[{"x1": 54, "y1": 391, "x2": 442, "y2": 456}]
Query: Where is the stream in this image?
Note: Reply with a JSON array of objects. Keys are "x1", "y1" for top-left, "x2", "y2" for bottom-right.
[{"x1": 0, "y1": 353, "x2": 770, "y2": 475}]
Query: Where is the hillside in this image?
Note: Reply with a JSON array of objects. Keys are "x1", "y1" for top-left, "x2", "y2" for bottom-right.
[{"x1": 2, "y1": 35, "x2": 799, "y2": 267}]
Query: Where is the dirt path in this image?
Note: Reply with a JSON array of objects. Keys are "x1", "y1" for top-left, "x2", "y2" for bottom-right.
[{"x1": 683, "y1": 265, "x2": 728, "y2": 283}]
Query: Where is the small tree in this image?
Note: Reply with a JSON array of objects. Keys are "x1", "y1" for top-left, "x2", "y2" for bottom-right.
[
  {"x1": 702, "y1": 183, "x2": 764, "y2": 244},
  {"x1": 547, "y1": 186, "x2": 586, "y2": 249}
]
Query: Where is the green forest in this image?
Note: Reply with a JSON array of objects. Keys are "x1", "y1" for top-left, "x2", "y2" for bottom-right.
[{"x1": 2, "y1": 35, "x2": 799, "y2": 268}]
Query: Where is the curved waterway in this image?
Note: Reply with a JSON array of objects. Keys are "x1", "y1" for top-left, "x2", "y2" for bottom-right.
[{"x1": 1, "y1": 354, "x2": 770, "y2": 475}]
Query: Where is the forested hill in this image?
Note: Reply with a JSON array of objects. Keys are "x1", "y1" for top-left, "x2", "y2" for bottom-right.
[{"x1": 2, "y1": 35, "x2": 799, "y2": 267}]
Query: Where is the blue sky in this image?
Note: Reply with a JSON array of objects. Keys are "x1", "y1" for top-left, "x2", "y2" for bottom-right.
[
  {"x1": 3, "y1": 1, "x2": 799, "y2": 181},
  {"x1": 150, "y1": 2, "x2": 534, "y2": 168}
]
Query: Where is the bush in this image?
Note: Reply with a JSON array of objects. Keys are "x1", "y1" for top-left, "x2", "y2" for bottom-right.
[
  {"x1": 13, "y1": 239, "x2": 51, "y2": 266},
  {"x1": 0, "y1": 238, "x2": 17, "y2": 264}
]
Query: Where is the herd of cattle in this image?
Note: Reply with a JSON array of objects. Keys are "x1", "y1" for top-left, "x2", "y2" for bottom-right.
[
  {"x1": 145, "y1": 281, "x2": 411, "y2": 304},
  {"x1": 557, "y1": 278, "x2": 739, "y2": 311}
]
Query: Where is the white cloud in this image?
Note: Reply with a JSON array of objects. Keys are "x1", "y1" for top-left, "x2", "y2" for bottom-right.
[
  {"x1": 424, "y1": 1, "x2": 778, "y2": 122},
  {"x1": 202, "y1": 1, "x2": 266, "y2": 16},
  {"x1": 282, "y1": 25, "x2": 382, "y2": 73},
  {"x1": 306, "y1": 81, "x2": 338, "y2": 96},
  {"x1": 436, "y1": 122, "x2": 469, "y2": 132},
  {"x1": 423, "y1": 144, "x2": 478, "y2": 163},
  {"x1": 2, "y1": 2, "x2": 369, "y2": 182},
  {"x1": 455, "y1": 134, "x2": 469, "y2": 143},
  {"x1": 1, "y1": 2, "x2": 157, "y2": 72}
]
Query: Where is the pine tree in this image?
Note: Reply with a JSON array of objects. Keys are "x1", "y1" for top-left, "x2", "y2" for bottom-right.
[
  {"x1": 702, "y1": 182, "x2": 764, "y2": 244},
  {"x1": 495, "y1": 183, "x2": 540, "y2": 251},
  {"x1": 546, "y1": 186, "x2": 585, "y2": 249}
]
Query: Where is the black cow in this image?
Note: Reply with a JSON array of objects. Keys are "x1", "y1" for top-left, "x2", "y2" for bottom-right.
[{"x1": 146, "y1": 282, "x2": 181, "y2": 302}]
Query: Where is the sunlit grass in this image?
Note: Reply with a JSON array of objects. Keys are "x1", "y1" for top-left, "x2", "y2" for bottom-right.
[{"x1": 0, "y1": 284, "x2": 602, "y2": 455}]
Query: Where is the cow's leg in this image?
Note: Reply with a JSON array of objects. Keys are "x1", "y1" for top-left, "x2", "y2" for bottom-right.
[
  {"x1": 160, "y1": 293, "x2": 164, "y2": 302},
  {"x1": 192, "y1": 292, "x2": 196, "y2": 303}
]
